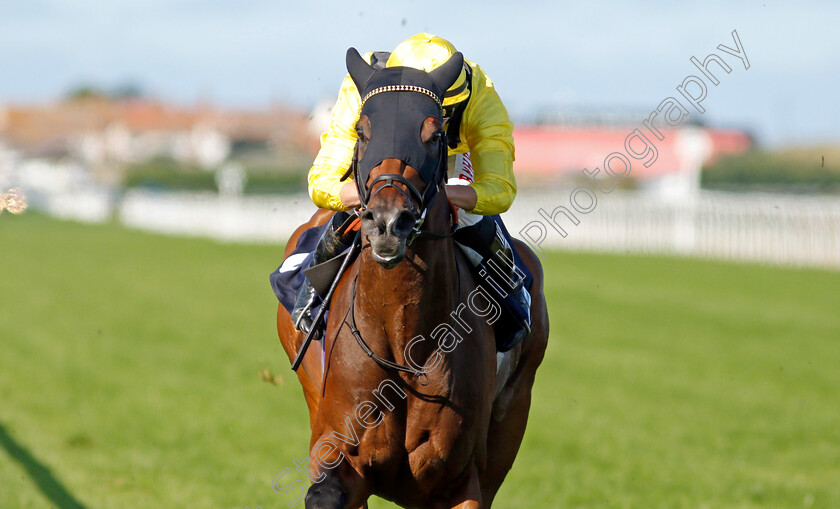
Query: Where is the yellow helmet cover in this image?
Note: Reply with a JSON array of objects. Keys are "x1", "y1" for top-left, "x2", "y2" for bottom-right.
[{"x1": 387, "y1": 33, "x2": 470, "y2": 108}]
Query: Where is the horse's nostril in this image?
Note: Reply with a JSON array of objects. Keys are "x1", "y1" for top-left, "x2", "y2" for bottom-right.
[
  {"x1": 360, "y1": 209, "x2": 386, "y2": 234},
  {"x1": 363, "y1": 207, "x2": 415, "y2": 238},
  {"x1": 393, "y1": 210, "x2": 416, "y2": 236}
]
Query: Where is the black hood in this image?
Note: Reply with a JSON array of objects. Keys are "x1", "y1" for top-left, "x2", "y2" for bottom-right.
[{"x1": 345, "y1": 47, "x2": 464, "y2": 188}]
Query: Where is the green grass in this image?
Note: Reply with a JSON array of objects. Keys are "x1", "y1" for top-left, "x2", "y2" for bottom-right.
[
  {"x1": 122, "y1": 158, "x2": 308, "y2": 194},
  {"x1": 2, "y1": 214, "x2": 839, "y2": 508},
  {"x1": 701, "y1": 145, "x2": 840, "y2": 193}
]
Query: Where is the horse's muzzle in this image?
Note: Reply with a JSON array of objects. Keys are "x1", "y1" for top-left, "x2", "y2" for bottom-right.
[{"x1": 360, "y1": 206, "x2": 416, "y2": 269}]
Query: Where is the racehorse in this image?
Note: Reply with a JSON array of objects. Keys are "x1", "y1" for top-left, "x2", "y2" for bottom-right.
[{"x1": 275, "y1": 47, "x2": 549, "y2": 508}]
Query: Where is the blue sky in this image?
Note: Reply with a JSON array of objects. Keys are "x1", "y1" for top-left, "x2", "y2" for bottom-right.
[{"x1": 1, "y1": 0, "x2": 838, "y2": 146}]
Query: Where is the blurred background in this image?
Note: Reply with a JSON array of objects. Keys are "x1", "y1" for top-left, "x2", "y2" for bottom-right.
[
  {"x1": 2, "y1": 1, "x2": 839, "y2": 508},
  {"x1": 2, "y1": 1, "x2": 839, "y2": 265}
]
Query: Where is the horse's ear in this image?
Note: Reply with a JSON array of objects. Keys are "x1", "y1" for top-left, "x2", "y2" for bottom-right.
[
  {"x1": 346, "y1": 47, "x2": 375, "y2": 93},
  {"x1": 429, "y1": 51, "x2": 464, "y2": 94}
]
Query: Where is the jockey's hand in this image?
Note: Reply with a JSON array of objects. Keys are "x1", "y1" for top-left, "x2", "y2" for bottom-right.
[
  {"x1": 444, "y1": 184, "x2": 478, "y2": 212},
  {"x1": 340, "y1": 181, "x2": 361, "y2": 209}
]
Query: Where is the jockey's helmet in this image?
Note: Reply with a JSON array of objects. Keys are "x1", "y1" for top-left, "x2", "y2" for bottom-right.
[{"x1": 386, "y1": 33, "x2": 470, "y2": 113}]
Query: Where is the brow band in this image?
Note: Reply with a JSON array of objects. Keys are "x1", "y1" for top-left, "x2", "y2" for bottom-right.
[{"x1": 361, "y1": 85, "x2": 442, "y2": 109}]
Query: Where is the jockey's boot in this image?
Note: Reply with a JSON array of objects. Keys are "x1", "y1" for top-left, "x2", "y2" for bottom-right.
[
  {"x1": 290, "y1": 280, "x2": 319, "y2": 337},
  {"x1": 455, "y1": 217, "x2": 531, "y2": 352},
  {"x1": 291, "y1": 212, "x2": 353, "y2": 337}
]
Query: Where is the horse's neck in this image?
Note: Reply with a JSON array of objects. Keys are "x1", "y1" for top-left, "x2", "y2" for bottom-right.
[
  {"x1": 357, "y1": 234, "x2": 459, "y2": 354},
  {"x1": 359, "y1": 236, "x2": 458, "y2": 304}
]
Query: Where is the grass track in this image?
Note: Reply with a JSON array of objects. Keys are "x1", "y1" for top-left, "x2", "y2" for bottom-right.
[{"x1": 1, "y1": 214, "x2": 838, "y2": 508}]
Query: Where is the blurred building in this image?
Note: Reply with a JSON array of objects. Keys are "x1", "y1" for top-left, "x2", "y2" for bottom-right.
[
  {"x1": 0, "y1": 98, "x2": 317, "y2": 169},
  {"x1": 513, "y1": 109, "x2": 752, "y2": 198}
]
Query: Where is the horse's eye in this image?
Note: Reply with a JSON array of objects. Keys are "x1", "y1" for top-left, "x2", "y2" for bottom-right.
[
  {"x1": 356, "y1": 128, "x2": 366, "y2": 140},
  {"x1": 430, "y1": 130, "x2": 443, "y2": 143}
]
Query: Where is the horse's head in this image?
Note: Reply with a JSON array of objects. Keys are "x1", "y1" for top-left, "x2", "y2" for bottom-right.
[{"x1": 345, "y1": 47, "x2": 463, "y2": 269}]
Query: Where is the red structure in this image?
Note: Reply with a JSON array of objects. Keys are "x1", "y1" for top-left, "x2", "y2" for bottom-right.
[{"x1": 512, "y1": 125, "x2": 751, "y2": 179}]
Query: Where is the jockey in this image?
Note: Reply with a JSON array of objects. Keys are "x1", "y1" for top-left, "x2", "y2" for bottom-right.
[{"x1": 291, "y1": 33, "x2": 531, "y2": 351}]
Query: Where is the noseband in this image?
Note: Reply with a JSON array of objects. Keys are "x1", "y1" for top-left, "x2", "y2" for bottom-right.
[{"x1": 340, "y1": 131, "x2": 457, "y2": 244}]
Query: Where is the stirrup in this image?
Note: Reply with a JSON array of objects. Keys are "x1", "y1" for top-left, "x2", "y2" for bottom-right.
[{"x1": 291, "y1": 280, "x2": 319, "y2": 335}]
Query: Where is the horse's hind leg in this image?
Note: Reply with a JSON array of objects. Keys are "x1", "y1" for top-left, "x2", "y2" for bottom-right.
[
  {"x1": 480, "y1": 241, "x2": 549, "y2": 506},
  {"x1": 277, "y1": 208, "x2": 338, "y2": 423}
]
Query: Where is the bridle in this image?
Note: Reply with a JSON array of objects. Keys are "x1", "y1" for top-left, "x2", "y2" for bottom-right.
[
  {"x1": 294, "y1": 95, "x2": 460, "y2": 376},
  {"x1": 333, "y1": 105, "x2": 462, "y2": 383},
  {"x1": 293, "y1": 57, "x2": 469, "y2": 377},
  {"x1": 340, "y1": 128, "x2": 457, "y2": 245}
]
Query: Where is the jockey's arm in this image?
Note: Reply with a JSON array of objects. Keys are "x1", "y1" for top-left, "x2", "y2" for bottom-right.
[
  {"x1": 458, "y1": 66, "x2": 517, "y2": 216},
  {"x1": 339, "y1": 180, "x2": 362, "y2": 209},
  {"x1": 444, "y1": 184, "x2": 478, "y2": 210},
  {"x1": 308, "y1": 74, "x2": 362, "y2": 211}
]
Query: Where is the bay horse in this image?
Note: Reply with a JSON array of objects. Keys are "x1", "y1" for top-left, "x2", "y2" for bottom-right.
[{"x1": 275, "y1": 48, "x2": 549, "y2": 508}]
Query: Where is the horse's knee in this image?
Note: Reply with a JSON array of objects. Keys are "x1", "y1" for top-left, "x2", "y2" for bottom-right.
[{"x1": 304, "y1": 475, "x2": 347, "y2": 509}]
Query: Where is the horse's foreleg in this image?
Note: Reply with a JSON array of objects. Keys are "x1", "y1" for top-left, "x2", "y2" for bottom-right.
[
  {"x1": 304, "y1": 473, "x2": 346, "y2": 508},
  {"x1": 303, "y1": 471, "x2": 368, "y2": 509},
  {"x1": 304, "y1": 436, "x2": 369, "y2": 509},
  {"x1": 446, "y1": 462, "x2": 483, "y2": 508}
]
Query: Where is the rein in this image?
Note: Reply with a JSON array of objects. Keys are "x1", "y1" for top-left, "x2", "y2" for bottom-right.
[
  {"x1": 331, "y1": 128, "x2": 459, "y2": 383},
  {"x1": 345, "y1": 274, "x2": 430, "y2": 386},
  {"x1": 291, "y1": 231, "x2": 360, "y2": 372},
  {"x1": 293, "y1": 133, "x2": 458, "y2": 376}
]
